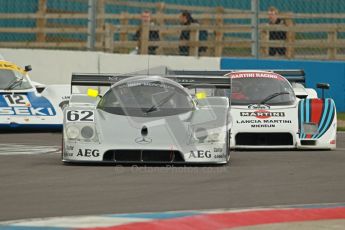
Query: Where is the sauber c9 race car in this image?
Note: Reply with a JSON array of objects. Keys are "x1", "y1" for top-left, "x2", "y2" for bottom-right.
[
  {"x1": 0, "y1": 60, "x2": 69, "y2": 131},
  {"x1": 62, "y1": 73, "x2": 232, "y2": 164},
  {"x1": 167, "y1": 69, "x2": 337, "y2": 150}
]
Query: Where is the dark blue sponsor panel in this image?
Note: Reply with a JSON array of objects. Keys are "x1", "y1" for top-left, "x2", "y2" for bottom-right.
[
  {"x1": 0, "y1": 92, "x2": 56, "y2": 116},
  {"x1": 0, "y1": 124, "x2": 62, "y2": 132}
]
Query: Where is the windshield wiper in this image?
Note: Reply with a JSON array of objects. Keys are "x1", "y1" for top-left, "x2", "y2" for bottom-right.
[
  {"x1": 145, "y1": 91, "x2": 175, "y2": 114},
  {"x1": 4, "y1": 78, "x2": 23, "y2": 90},
  {"x1": 259, "y1": 91, "x2": 290, "y2": 104}
]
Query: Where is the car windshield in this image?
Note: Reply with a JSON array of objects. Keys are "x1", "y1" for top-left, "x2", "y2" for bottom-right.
[
  {"x1": 232, "y1": 76, "x2": 295, "y2": 105},
  {"x1": 216, "y1": 75, "x2": 296, "y2": 105},
  {"x1": 98, "y1": 79, "x2": 195, "y2": 117},
  {"x1": 0, "y1": 69, "x2": 32, "y2": 90}
]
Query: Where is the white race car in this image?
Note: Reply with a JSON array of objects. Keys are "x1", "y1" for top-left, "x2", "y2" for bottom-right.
[
  {"x1": 168, "y1": 69, "x2": 337, "y2": 150},
  {"x1": 62, "y1": 73, "x2": 231, "y2": 164},
  {"x1": 0, "y1": 60, "x2": 69, "y2": 131},
  {"x1": 227, "y1": 70, "x2": 336, "y2": 150}
]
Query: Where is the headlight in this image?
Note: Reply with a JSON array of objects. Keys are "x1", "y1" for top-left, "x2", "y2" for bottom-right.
[
  {"x1": 65, "y1": 124, "x2": 98, "y2": 142},
  {"x1": 303, "y1": 123, "x2": 318, "y2": 135},
  {"x1": 81, "y1": 126, "x2": 94, "y2": 139},
  {"x1": 189, "y1": 127, "x2": 225, "y2": 144},
  {"x1": 208, "y1": 132, "x2": 220, "y2": 142},
  {"x1": 194, "y1": 127, "x2": 208, "y2": 142},
  {"x1": 66, "y1": 126, "x2": 79, "y2": 139}
]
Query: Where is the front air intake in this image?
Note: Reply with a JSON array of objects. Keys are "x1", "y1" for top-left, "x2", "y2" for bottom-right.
[
  {"x1": 103, "y1": 150, "x2": 185, "y2": 163},
  {"x1": 300, "y1": 140, "x2": 316, "y2": 146},
  {"x1": 236, "y1": 133, "x2": 293, "y2": 146}
]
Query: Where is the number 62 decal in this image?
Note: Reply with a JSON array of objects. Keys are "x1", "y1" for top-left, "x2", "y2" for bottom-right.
[{"x1": 66, "y1": 110, "x2": 94, "y2": 122}]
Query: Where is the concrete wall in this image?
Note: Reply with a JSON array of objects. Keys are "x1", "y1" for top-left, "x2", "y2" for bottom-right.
[
  {"x1": 0, "y1": 48, "x2": 220, "y2": 84},
  {"x1": 221, "y1": 58, "x2": 345, "y2": 112}
]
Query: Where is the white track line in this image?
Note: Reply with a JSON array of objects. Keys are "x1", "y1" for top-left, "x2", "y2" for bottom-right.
[
  {"x1": 2, "y1": 216, "x2": 153, "y2": 228},
  {"x1": 0, "y1": 144, "x2": 60, "y2": 155}
]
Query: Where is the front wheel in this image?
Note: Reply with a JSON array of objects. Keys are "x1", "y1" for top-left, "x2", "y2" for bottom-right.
[{"x1": 225, "y1": 130, "x2": 231, "y2": 164}]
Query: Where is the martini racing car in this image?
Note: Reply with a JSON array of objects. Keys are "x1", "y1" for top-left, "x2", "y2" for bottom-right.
[
  {"x1": 168, "y1": 69, "x2": 336, "y2": 150},
  {"x1": 62, "y1": 73, "x2": 232, "y2": 164},
  {"x1": 0, "y1": 60, "x2": 69, "y2": 130}
]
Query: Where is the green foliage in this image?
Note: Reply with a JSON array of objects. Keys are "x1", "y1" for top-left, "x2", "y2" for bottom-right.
[
  {"x1": 338, "y1": 127, "x2": 345, "y2": 131},
  {"x1": 338, "y1": 112, "x2": 345, "y2": 121}
]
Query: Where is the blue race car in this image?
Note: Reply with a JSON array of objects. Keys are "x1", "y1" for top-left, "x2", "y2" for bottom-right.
[{"x1": 0, "y1": 59, "x2": 69, "y2": 131}]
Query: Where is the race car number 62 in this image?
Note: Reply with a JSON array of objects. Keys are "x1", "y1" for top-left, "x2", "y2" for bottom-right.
[{"x1": 66, "y1": 110, "x2": 94, "y2": 122}]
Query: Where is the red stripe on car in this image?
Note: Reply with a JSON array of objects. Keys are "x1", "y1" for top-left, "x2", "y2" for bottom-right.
[{"x1": 310, "y1": 99, "x2": 324, "y2": 125}]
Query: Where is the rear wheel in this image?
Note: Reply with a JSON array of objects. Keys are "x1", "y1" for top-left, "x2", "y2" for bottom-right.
[
  {"x1": 61, "y1": 133, "x2": 64, "y2": 163},
  {"x1": 59, "y1": 100, "x2": 69, "y2": 110}
]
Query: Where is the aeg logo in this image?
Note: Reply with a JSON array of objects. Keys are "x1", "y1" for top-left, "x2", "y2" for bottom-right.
[
  {"x1": 188, "y1": 150, "x2": 211, "y2": 158},
  {"x1": 76, "y1": 149, "x2": 100, "y2": 157}
]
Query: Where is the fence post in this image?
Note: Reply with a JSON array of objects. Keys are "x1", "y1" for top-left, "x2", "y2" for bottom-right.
[
  {"x1": 189, "y1": 23, "x2": 199, "y2": 56},
  {"x1": 119, "y1": 12, "x2": 129, "y2": 53},
  {"x1": 285, "y1": 14, "x2": 295, "y2": 59},
  {"x1": 105, "y1": 23, "x2": 116, "y2": 53},
  {"x1": 87, "y1": 0, "x2": 97, "y2": 50},
  {"x1": 155, "y1": 3, "x2": 165, "y2": 55},
  {"x1": 105, "y1": 23, "x2": 115, "y2": 53},
  {"x1": 37, "y1": 0, "x2": 47, "y2": 42},
  {"x1": 97, "y1": 0, "x2": 105, "y2": 50},
  {"x1": 327, "y1": 31, "x2": 337, "y2": 59},
  {"x1": 260, "y1": 28, "x2": 269, "y2": 57},
  {"x1": 202, "y1": 13, "x2": 211, "y2": 56},
  {"x1": 139, "y1": 15, "x2": 150, "y2": 55},
  {"x1": 214, "y1": 8, "x2": 224, "y2": 57},
  {"x1": 251, "y1": 0, "x2": 259, "y2": 59}
]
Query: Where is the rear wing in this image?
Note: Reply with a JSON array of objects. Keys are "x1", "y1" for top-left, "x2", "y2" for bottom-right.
[
  {"x1": 71, "y1": 73, "x2": 128, "y2": 87},
  {"x1": 167, "y1": 69, "x2": 306, "y2": 84},
  {"x1": 71, "y1": 73, "x2": 231, "y2": 93},
  {"x1": 71, "y1": 68, "x2": 304, "y2": 93}
]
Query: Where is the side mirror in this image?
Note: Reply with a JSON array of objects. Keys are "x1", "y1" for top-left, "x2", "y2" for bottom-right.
[
  {"x1": 195, "y1": 91, "x2": 207, "y2": 100},
  {"x1": 24, "y1": 65, "x2": 32, "y2": 72},
  {"x1": 316, "y1": 83, "x2": 330, "y2": 99},
  {"x1": 316, "y1": 83, "x2": 330, "y2": 90},
  {"x1": 196, "y1": 97, "x2": 229, "y2": 107},
  {"x1": 35, "y1": 85, "x2": 45, "y2": 93},
  {"x1": 31, "y1": 81, "x2": 46, "y2": 93},
  {"x1": 87, "y1": 88, "x2": 99, "y2": 98}
]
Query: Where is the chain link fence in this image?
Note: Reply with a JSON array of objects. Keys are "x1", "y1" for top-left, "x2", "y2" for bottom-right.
[{"x1": 0, "y1": 0, "x2": 344, "y2": 60}]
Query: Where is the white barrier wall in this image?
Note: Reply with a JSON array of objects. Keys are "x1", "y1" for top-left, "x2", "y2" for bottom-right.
[{"x1": 0, "y1": 48, "x2": 220, "y2": 85}]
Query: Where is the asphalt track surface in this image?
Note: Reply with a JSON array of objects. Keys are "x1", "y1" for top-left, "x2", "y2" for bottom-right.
[{"x1": 0, "y1": 133, "x2": 344, "y2": 221}]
